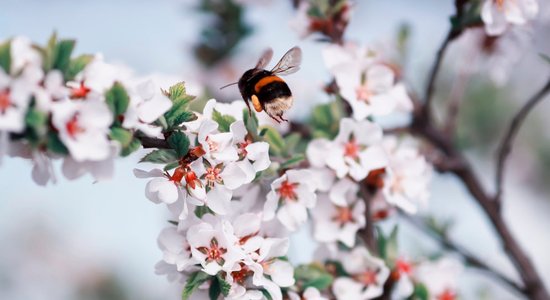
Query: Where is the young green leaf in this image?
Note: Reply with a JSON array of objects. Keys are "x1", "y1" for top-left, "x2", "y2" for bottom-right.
[
  {"x1": 284, "y1": 133, "x2": 301, "y2": 154},
  {"x1": 208, "y1": 277, "x2": 221, "y2": 300},
  {"x1": 182, "y1": 271, "x2": 211, "y2": 300},
  {"x1": 52, "y1": 39, "x2": 76, "y2": 73},
  {"x1": 168, "y1": 131, "x2": 190, "y2": 158},
  {"x1": 280, "y1": 154, "x2": 305, "y2": 169},
  {"x1": 46, "y1": 131, "x2": 69, "y2": 155},
  {"x1": 410, "y1": 283, "x2": 429, "y2": 300},
  {"x1": 243, "y1": 109, "x2": 259, "y2": 139},
  {"x1": 109, "y1": 127, "x2": 133, "y2": 148},
  {"x1": 65, "y1": 54, "x2": 94, "y2": 81},
  {"x1": 216, "y1": 275, "x2": 231, "y2": 297},
  {"x1": 105, "y1": 82, "x2": 130, "y2": 117},
  {"x1": 164, "y1": 82, "x2": 196, "y2": 128},
  {"x1": 261, "y1": 126, "x2": 285, "y2": 156},
  {"x1": 25, "y1": 107, "x2": 48, "y2": 132},
  {"x1": 120, "y1": 138, "x2": 141, "y2": 157},
  {"x1": 195, "y1": 206, "x2": 215, "y2": 218},
  {"x1": 294, "y1": 263, "x2": 334, "y2": 291},
  {"x1": 212, "y1": 109, "x2": 236, "y2": 132},
  {"x1": 139, "y1": 149, "x2": 178, "y2": 164},
  {"x1": 0, "y1": 41, "x2": 11, "y2": 73}
]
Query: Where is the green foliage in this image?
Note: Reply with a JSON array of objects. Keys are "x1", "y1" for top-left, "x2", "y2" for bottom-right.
[
  {"x1": 208, "y1": 275, "x2": 230, "y2": 300},
  {"x1": 261, "y1": 126, "x2": 285, "y2": 156},
  {"x1": 212, "y1": 109, "x2": 236, "y2": 132},
  {"x1": 120, "y1": 138, "x2": 141, "y2": 157},
  {"x1": 46, "y1": 131, "x2": 69, "y2": 155},
  {"x1": 25, "y1": 107, "x2": 48, "y2": 133},
  {"x1": 309, "y1": 100, "x2": 343, "y2": 139},
  {"x1": 194, "y1": 0, "x2": 252, "y2": 66},
  {"x1": 105, "y1": 82, "x2": 130, "y2": 118},
  {"x1": 139, "y1": 149, "x2": 178, "y2": 164},
  {"x1": 109, "y1": 127, "x2": 141, "y2": 156},
  {"x1": 243, "y1": 109, "x2": 259, "y2": 140},
  {"x1": 195, "y1": 206, "x2": 215, "y2": 218},
  {"x1": 540, "y1": 53, "x2": 550, "y2": 64},
  {"x1": 163, "y1": 82, "x2": 196, "y2": 129},
  {"x1": 377, "y1": 225, "x2": 399, "y2": 267},
  {"x1": 294, "y1": 263, "x2": 334, "y2": 291},
  {"x1": 37, "y1": 33, "x2": 78, "y2": 74},
  {"x1": 409, "y1": 283, "x2": 429, "y2": 300},
  {"x1": 65, "y1": 54, "x2": 94, "y2": 81},
  {"x1": 168, "y1": 131, "x2": 190, "y2": 158},
  {"x1": 0, "y1": 40, "x2": 11, "y2": 73},
  {"x1": 280, "y1": 154, "x2": 305, "y2": 169},
  {"x1": 182, "y1": 271, "x2": 211, "y2": 300}
]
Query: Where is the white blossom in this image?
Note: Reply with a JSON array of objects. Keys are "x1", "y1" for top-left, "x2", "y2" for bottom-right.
[
  {"x1": 414, "y1": 257, "x2": 463, "y2": 300},
  {"x1": 481, "y1": 0, "x2": 538, "y2": 36}
]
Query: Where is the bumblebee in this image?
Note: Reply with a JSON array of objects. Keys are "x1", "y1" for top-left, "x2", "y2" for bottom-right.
[{"x1": 222, "y1": 47, "x2": 302, "y2": 123}]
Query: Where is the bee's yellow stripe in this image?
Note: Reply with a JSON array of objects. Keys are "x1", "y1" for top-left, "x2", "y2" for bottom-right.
[{"x1": 254, "y1": 76, "x2": 284, "y2": 93}]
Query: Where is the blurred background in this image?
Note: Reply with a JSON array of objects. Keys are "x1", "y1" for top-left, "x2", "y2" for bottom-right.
[{"x1": 1, "y1": 0, "x2": 550, "y2": 299}]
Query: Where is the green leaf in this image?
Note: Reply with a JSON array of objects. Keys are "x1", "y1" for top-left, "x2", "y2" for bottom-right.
[
  {"x1": 164, "y1": 82, "x2": 196, "y2": 128},
  {"x1": 25, "y1": 107, "x2": 48, "y2": 132},
  {"x1": 139, "y1": 149, "x2": 178, "y2": 164},
  {"x1": 294, "y1": 263, "x2": 334, "y2": 291},
  {"x1": 243, "y1": 109, "x2": 259, "y2": 139},
  {"x1": 540, "y1": 53, "x2": 550, "y2": 64},
  {"x1": 309, "y1": 100, "x2": 343, "y2": 139},
  {"x1": 105, "y1": 82, "x2": 130, "y2": 117},
  {"x1": 109, "y1": 127, "x2": 133, "y2": 148},
  {"x1": 216, "y1": 275, "x2": 231, "y2": 297},
  {"x1": 120, "y1": 138, "x2": 141, "y2": 157},
  {"x1": 65, "y1": 54, "x2": 93, "y2": 81},
  {"x1": 260, "y1": 289, "x2": 273, "y2": 300},
  {"x1": 168, "y1": 131, "x2": 190, "y2": 158},
  {"x1": 261, "y1": 126, "x2": 285, "y2": 156},
  {"x1": 46, "y1": 131, "x2": 69, "y2": 155},
  {"x1": 0, "y1": 40, "x2": 11, "y2": 73},
  {"x1": 195, "y1": 206, "x2": 215, "y2": 218},
  {"x1": 284, "y1": 133, "x2": 301, "y2": 154},
  {"x1": 52, "y1": 39, "x2": 75, "y2": 73},
  {"x1": 378, "y1": 225, "x2": 399, "y2": 267},
  {"x1": 410, "y1": 283, "x2": 429, "y2": 300},
  {"x1": 42, "y1": 32, "x2": 57, "y2": 71},
  {"x1": 182, "y1": 271, "x2": 211, "y2": 300},
  {"x1": 164, "y1": 161, "x2": 180, "y2": 171},
  {"x1": 208, "y1": 277, "x2": 221, "y2": 300},
  {"x1": 280, "y1": 154, "x2": 305, "y2": 169},
  {"x1": 212, "y1": 109, "x2": 236, "y2": 132}
]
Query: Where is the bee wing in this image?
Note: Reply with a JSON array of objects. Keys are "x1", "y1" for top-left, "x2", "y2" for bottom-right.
[
  {"x1": 255, "y1": 48, "x2": 274, "y2": 69},
  {"x1": 270, "y1": 46, "x2": 302, "y2": 76}
]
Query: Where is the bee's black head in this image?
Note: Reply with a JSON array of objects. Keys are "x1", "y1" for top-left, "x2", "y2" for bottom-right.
[{"x1": 238, "y1": 68, "x2": 256, "y2": 95}]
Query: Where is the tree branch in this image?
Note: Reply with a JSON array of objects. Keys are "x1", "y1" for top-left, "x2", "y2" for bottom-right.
[
  {"x1": 359, "y1": 183, "x2": 377, "y2": 253},
  {"x1": 400, "y1": 212, "x2": 526, "y2": 297},
  {"x1": 495, "y1": 78, "x2": 550, "y2": 202},
  {"x1": 138, "y1": 136, "x2": 170, "y2": 149}
]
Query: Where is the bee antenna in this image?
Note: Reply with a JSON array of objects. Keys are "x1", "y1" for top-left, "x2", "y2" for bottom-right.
[{"x1": 219, "y1": 82, "x2": 238, "y2": 90}]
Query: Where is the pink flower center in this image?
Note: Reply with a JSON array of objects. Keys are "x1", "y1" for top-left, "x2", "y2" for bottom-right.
[
  {"x1": 437, "y1": 289, "x2": 456, "y2": 300},
  {"x1": 238, "y1": 139, "x2": 251, "y2": 157},
  {"x1": 197, "y1": 238, "x2": 227, "y2": 265},
  {"x1": 205, "y1": 136, "x2": 219, "y2": 153},
  {"x1": 332, "y1": 206, "x2": 354, "y2": 225},
  {"x1": 0, "y1": 89, "x2": 12, "y2": 114},
  {"x1": 205, "y1": 166, "x2": 222, "y2": 187},
  {"x1": 70, "y1": 82, "x2": 91, "y2": 99},
  {"x1": 494, "y1": 0, "x2": 505, "y2": 9},
  {"x1": 65, "y1": 114, "x2": 85, "y2": 138},
  {"x1": 354, "y1": 270, "x2": 378, "y2": 286},
  {"x1": 277, "y1": 180, "x2": 298, "y2": 201},
  {"x1": 396, "y1": 258, "x2": 412, "y2": 275},
  {"x1": 344, "y1": 139, "x2": 360, "y2": 159},
  {"x1": 355, "y1": 84, "x2": 373, "y2": 103}
]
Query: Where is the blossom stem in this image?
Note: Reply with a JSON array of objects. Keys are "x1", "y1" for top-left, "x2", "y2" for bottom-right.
[{"x1": 495, "y1": 78, "x2": 550, "y2": 204}]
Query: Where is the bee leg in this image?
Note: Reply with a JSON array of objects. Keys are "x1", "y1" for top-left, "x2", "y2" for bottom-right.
[
  {"x1": 278, "y1": 114, "x2": 288, "y2": 122},
  {"x1": 251, "y1": 95, "x2": 263, "y2": 112},
  {"x1": 244, "y1": 98, "x2": 252, "y2": 116},
  {"x1": 267, "y1": 112, "x2": 281, "y2": 123}
]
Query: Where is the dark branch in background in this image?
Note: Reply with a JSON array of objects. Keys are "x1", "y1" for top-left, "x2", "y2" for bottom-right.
[
  {"x1": 495, "y1": 78, "x2": 550, "y2": 202},
  {"x1": 400, "y1": 212, "x2": 525, "y2": 297},
  {"x1": 359, "y1": 183, "x2": 377, "y2": 253},
  {"x1": 138, "y1": 136, "x2": 170, "y2": 149},
  {"x1": 194, "y1": 0, "x2": 252, "y2": 67}
]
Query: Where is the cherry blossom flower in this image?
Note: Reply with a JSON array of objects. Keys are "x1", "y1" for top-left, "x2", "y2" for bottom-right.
[
  {"x1": 187, "y1": 221, "x2": 243, "y2": 275},
  {"x1": 133, "y1": 163, "x2": 206, "y2": 220},
  {"x1": 288, "y1": 287, "x2": 328, "y2": 300},
  {"x1": 230, "y1": 120, "x2": 271, "y2": 182},
  {"x1": 9, "y1": 36, "x2": 42, "y2": 74},
  {"x1": 381, "y1": 137, "x2": 431, "y2": 214},
  {"x1": 157, "y1": 226, "x2": 198, "y2": 272},
  {"x1": 198, "y1": 119, "x2": 239, "y2": 163},
  {"x1": 264, "y1": 169, "x2": 317, "y2": 231},
  {"x1": 414, "y1": 257, "x2": 463, "y2": 300},
  {"x1": 391, "y1": 258, "x2": 415, "y2": 299},
  {"x1": 123, "y1": 79, "x2": 172, "y2": 137},
  {"x1": 61, "y1": 142, "x2": 119, "y2": 182},
  {"x1": 332, "y1": 247, "x2": 390, "y2": 300},
  {"x1": 312, "y1": 181, "x2": 366, "y2": 247},
  {"x1": 323, "y1": 44, "x2": 412, "y2": 120},
  {"x1": 33, "y1": 70, "x2": 68, "y2": 112},
  {"x1": 481, "y1": 0, "x2": 538, "y2": 36},
  {"x1": 308, "y1": 118, "x2": 387, "y2": 181}
]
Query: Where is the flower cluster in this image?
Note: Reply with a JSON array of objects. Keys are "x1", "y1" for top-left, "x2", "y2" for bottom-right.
[{"x1": 0, "y1": 34, "x2": 178, "y2": 184}]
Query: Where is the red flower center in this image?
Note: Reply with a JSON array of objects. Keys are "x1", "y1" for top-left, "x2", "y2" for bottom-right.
[
  {"x1": 197, "y1": 238, "x2": 227, "y2": 265},
  {"x1": 231, "y1": 263, "x2": 253, "y2": 285},
  {"x1": 238, "y1": 139, "x2": 251, "y2": 157},
  {"x1": 333, "y1": 206, "x2": 354, "y2": 225},
  {"x1": 365, "y1": 168, "x2": 386, "y2": 189},
  {"x1": 184, "y1": 170, "x2": 201, "y2": 189},
  {"x1": 355, "y1": 84, "x2": 373, "y2": 103},
  {"x1": 70, "y1": 82, "x2": 91, "y2": 99},
  {"x1": 396, "y1": 258, "x2": 412, "y2": 275},
  {"x1": 344, "y1": 139, "x2": 360, "y2": 159},
  {"x1": 0, "y1": 89, "x2": 12, "y2": 114},
  {"x1": 278, "y1": 180, "x2": 298, "y2": 201},
  {"x1": 169, "y1": 167, "x2": 185, "y2": 184},
  {"x1": 66, "y1": 114, "x2": 85, "y2": 138},
  {"x1": 205, "y1": 136, "x2": 219, "y2": 153},
  {"x1": 437, "y1": 289, "x2": 456, "y2": 300},
  {"x1": 354, "y1": 270, "x2": 378, "y2": 286}
]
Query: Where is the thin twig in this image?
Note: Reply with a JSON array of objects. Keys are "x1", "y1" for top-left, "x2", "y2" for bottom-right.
[
  {"x1": 495, "y1": 78, "x2": 550, "y2": 202},
  {"x1": 400, "y1": 212, "x2": 526, "y2": 297},
  {"x1": 359, "y1": 183, "x2": 377, "y2": 253},
  {"x1": 138, "y1": 136, "x2": 170, "y2": 149}
]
